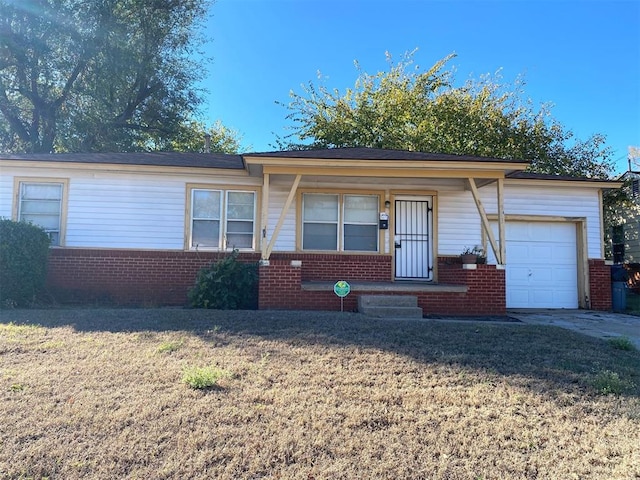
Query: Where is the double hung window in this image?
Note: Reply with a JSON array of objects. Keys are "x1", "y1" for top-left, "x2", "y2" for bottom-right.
[
  {"x1": 17, "y1": 181, "x2": 64, "y2": 246},
  {"x1": 302, "y1": 193, "x2": 379, "y2": 252},
  {"x1": 190, "y1": 188, "x2": 256, "y2": 250}
]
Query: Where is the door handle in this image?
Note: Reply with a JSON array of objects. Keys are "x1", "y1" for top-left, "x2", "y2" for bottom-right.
[{"x1": 394, "y1": 241, "x2": 401, "y2": 249}]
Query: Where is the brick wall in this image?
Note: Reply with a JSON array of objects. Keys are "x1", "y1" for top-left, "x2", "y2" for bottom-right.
[
  {"x1": 46, "y1": 249, "x2": 259, "y2": 306},
  {"x1": 589, "y1": 259, "x2": 612, "y2": 311},
  {"x1": 258, "y1": 255, "x2": 506, "y2": 315},
  {"x1": 268, "y1": 253, "x2": 393, "y2": 282}
]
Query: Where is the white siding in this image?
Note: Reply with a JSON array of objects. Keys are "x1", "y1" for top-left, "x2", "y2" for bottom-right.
[
  {"x1": 437, "y1": 190, "x2": 482, "y2": 255},
  {"x1": 1, "y1": 166, "x2": 259, "y2": 250},
  {"x1": 0, "y1": 170, "x2": 14, "y2": 218},
  {"x1": 67, "y1": 177, "x2": 185, "y2": 248},
  {"x1": 2, "y1": 164, "x2": 607, "y2": 260},
  {"x1": 267, "y1": 186, "x2": 297, "y2": 251},
  {"x1": 438, "y1": 184, "x2": 603, "y2": 259},
  {"x1": 480, "y1": 185, "x2": 602, "y2": 259}
]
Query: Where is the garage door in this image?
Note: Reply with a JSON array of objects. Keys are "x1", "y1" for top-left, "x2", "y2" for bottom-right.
[{"x1": 496, "y1": 222, "x2": 579, "y2": 309}]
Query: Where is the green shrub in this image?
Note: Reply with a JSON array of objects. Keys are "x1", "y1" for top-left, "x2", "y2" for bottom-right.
[
  {"x1": 181, "y1": 365, "x2": 230, "y2": 389},
  {"x1": 607, "y1": 336, "x2": 637, "y2": 351},
  {"x1": 591, "y1": 370, "x2": 633, "y2": 395},
  {"x1": 188, "y1": 250, "x2": 258, "y2": 309},
  {"x1": 0, "y1": 219, "x2": 51, "y2": 307}
]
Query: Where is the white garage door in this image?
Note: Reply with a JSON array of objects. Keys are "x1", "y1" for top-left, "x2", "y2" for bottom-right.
[{"x1": 497, "y1": 222, "x2": 579, "y2": 309}]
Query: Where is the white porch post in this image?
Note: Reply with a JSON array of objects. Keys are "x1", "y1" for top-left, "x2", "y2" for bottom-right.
[
  {"x1": 263, "y1": 174, "x2": 302, "y2": 260},
  {"x1": 468, "y1": 177, "x2": 504, "y2": 265},
  {"x1": 260, "y1": 173, "x2": 270, "y2": 259}
]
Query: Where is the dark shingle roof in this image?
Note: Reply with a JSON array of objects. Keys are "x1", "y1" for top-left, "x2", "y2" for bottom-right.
[
  {"x1": 508, "y1": 171, "x2": 617, "y2": 183},
  {"x1": 0, "y1": 152, "x2": 245, "y2": 169},
  {"x1": 247, "y1": 147, "x2": 528, "y2": 164}
]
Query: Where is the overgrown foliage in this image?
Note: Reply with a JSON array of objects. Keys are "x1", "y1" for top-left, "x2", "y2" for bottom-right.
[
  {"x1": 188, "y1": 250, "x2": 258, "y2": 309},
  {"x1": 0, "y1": 219, "x2": 50, "y2": 307},
  {"x1": 280, "y1": 50, "x2": 614, "y2": 179},
  {"x1": 0, "y1": 0, "x2": 221, "y2": 153}
]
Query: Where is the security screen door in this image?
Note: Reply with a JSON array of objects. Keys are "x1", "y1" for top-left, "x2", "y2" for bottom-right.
[{"x1": 394, "y1": 197, "x2": 433, "y2": 280}]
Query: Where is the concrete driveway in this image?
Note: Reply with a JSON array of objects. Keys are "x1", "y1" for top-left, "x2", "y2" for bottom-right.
[{"x1": 508, "y1": 309, "x2": 640, "y2": 348}]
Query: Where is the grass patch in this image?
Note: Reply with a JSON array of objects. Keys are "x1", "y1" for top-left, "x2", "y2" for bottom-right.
[
  {"x1": 1, "y1": 308, "x2": 639, "y2": 479},
  {"x1": 156, "y1": 338, "x2": 184, "y2": 354},
  {"x1": 181, "y1": 365, "x2": 230, "y2": 389},
  {"x1": 608, "y1": 336, "x2": 637, "y2": 351}
]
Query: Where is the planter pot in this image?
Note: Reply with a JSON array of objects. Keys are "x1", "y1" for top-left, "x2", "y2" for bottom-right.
[{"x1": 461, "y1": 254, "x2": 477, "y2": 264}]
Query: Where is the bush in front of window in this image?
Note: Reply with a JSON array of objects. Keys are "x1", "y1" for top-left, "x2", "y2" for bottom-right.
[
  {"x1": 188, "y1": 250, "x2": 258, "y2": 310},
  {"x1": 0, "y1": 219, "x2": 51, "y2": 307}
]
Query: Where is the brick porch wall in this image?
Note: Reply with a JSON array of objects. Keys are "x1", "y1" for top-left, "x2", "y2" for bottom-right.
[
  {"x1": 267, "y1": 253, "x2": 393, "y2": 282},
  {"x1": 259, "y1": 255, "x2": 506, "y2": 315},
  {"x1": 46, "y1": 249, "x2": 260, "y2": 306},
  {"x1": 589, "y1": 259, "x2": 612, "y2": 311}
]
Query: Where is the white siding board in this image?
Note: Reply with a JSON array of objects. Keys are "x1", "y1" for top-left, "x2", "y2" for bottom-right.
[
  {"x1": 437, "y1": 190, "x2": 483, "y2": 255},
  {"x1": 0, "y1": 172, "x2": 13, "y2": 218},
  {"x1": 2, "y1": 165, "x2": 262, "y2": 251},
  {"x1": 267, "y1": 186, "x2": 297, "y2": 251},
  {"x1": 480, "y1": 185, "x2": 602, "y2": 259},
  {"x1": 66, "y1": 176, "x2": 185, "y2": 249}
]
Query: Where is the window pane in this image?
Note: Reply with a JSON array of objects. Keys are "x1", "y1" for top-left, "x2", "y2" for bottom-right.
[
  {"x1": 344, "y1": 195, "x2": 378, "y2": 223},
  {"x1": 344, "y1": 224, "x2": 378, "y2": 251},
  {"x1": 19, "y1": 183, "x2": 63, "y2": 243},
  {"x1": 21, "y1": 214, "x2": 60, "y2": 230},
  {"x1": 227, "y1": 220, "x2": 253, "y2": 234},
  {"x1": 303, "y1": 223, "x2": 337, "y2": 250},
  {"x1": 193, "y1": 190, "x2": 220, "y2": 219},
  {"x1": 227, "y1": 233, "x2": 253, "y2": 249},
  {"x1": 20, "y1": 199, "x2": 61, "y2": 214},
  {"x1": 227, "y1": 192, "x2": 255, "y2": 220},
  {"x1": 48, "y1": 231, "x2": 59, "y2": 246},
  {"x1": 192, "y1": 220, "x2": 220, "y2": 247},
  {"x1": 303, "y1": 194, "x2": 338, "y2": 222},
  {"x1": 22, "y1": 184, "x2": 61, "y2": 200}
]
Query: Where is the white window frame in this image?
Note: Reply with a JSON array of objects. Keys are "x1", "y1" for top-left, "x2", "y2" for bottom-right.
[
  {"x1": 301, "y1": 192, "x2": 380, "y2": 252},
  {"x1": 14, "y1": 178, "x2": 68, "y2": 247},
  {"x1": 187, "y1": 186, "x2": 257, "y2": 251}
]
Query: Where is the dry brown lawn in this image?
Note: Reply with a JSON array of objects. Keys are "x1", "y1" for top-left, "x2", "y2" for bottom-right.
[{"x1": 1, "y1": 308, "x2": 639, "y2": 479}]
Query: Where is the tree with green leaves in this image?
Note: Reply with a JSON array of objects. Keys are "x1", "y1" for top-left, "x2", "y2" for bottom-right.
[
  {"x1": 0, "y1": 0, "x2": 219, "y2": 153},
  {"x1": 281, "y1": 51, "x2": 614, "y2": 179},
  {"x1": 154, "y1": 120, "x2": 243, "y2": 154}
]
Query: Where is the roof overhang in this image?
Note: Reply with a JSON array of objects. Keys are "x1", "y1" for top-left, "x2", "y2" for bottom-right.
[{"x1": 243, "y1": 155, "x2": 527, "y2": 179}]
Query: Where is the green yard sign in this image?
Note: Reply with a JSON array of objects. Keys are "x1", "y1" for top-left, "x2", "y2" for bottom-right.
[{"x1": 334, "y1": 280, "x2": 351, "y2": 298}]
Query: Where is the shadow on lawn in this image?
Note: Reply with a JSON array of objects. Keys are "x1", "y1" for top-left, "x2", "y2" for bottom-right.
[{"x1": 2, "y1": 307, "x2": 640, "y2": 398}]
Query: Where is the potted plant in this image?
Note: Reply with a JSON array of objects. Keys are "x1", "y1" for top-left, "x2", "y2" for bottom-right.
[{"x1": 461, "y1": 245, "x2": 485, "y2": 264}]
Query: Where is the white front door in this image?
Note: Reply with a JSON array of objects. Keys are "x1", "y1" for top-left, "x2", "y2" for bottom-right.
[
  {"x1": 499, "y1": 222, "x2": 579, "y2": 308},
  {"x1": 394, "y1": 197, "x2": 434, "y2": 280}
]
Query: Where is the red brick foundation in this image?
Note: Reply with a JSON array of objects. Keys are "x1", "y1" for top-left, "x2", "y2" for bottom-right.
[
  {"x1": 588, "y1": 259, "x2": 612, "y2": 311},
  {"x1": 46, "y1": 249, "x2": 259, "y2": 306},
  {"x1": 46, "y1": 249, "x2": 608, "y2": 314}
]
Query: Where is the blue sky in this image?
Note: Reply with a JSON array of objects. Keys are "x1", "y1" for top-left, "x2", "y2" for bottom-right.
[{"x1": 198, "y1": 0, "x2": 640, "y2": 175}]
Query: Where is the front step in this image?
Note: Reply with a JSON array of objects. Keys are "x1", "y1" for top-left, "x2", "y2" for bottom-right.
[{"x1": 358, "y1": 295, "x2": 423, "y2": 318}]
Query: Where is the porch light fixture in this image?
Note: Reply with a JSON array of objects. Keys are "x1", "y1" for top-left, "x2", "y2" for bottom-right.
[{"x1": 385, "y1": 200, "x2": 391, "y2": 208}]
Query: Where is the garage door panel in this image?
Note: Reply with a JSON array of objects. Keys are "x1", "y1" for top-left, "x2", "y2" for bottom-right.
[
  {"x1": 530, "y1": 267, "x2": 553, "y2": 283},
  {"x1": 494, "y1": 221, "x2": 579, "y2": 309},
  {"x1": 508, "y1": 244, "x2": 531, "y2": 261},
  {"x1": 553, "y1": 245, "x2": 576, "y2": 263},
  {"x1": 531, "y1": 245, "x2": 553, "y2": 262},
  {"x1": 554, "y1": 266, "x2": 577, "y2": 283}
]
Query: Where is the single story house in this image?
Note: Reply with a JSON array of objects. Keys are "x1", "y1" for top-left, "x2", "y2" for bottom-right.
[{"x1": 0, "y1": 148, "x2": 621, "y2": 314}]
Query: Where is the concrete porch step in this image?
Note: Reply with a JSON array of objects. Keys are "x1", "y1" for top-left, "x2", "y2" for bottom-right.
[{"x1": 358, "y1": 295, "x2": 423, "y2": 318}]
